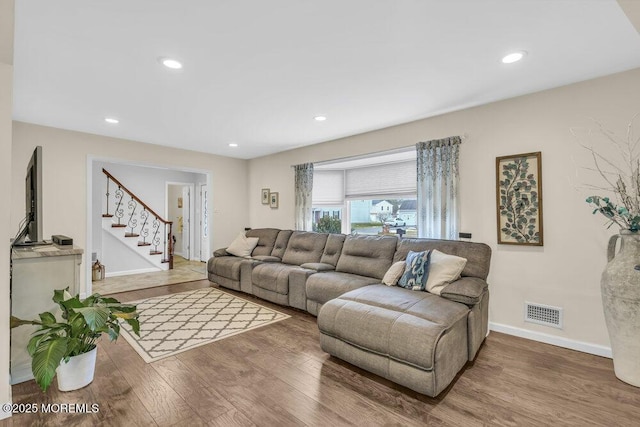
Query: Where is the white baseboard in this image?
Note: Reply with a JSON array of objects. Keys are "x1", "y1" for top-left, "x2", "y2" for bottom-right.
[
  {"x1": 10, "y1": 365, "x2": 34, "y2": 386},
  {"x1": 489, "y1": 322, "x2": 612, "y2": 358},
  {"x1": 105, "y1": 267, "x2": 160, "y2": 278}
]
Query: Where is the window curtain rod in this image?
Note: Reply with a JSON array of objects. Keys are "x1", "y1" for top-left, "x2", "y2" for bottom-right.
[
  {"x1": 290, "y1": 146, "x2": 416, "y2": 168},
  {"x1": 288, "y1": 135, "x2": 468, "y2": 168},
  {"x1": 417, "y1": 133, "x2": 469, "y2": 145}
]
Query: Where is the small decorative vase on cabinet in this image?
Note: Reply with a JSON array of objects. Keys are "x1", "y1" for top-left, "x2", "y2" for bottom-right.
[{"x1": 601, "y1": 230, "x2": 640, "y2": 387}]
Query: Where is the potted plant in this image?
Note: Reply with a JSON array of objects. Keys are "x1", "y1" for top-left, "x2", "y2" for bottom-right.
[
  {"x1": 10, "y1": 288, "x2": 140, "y2": 392},
  {"x1": 576, "y1": 115, "x2": 640, "y2": 387}
]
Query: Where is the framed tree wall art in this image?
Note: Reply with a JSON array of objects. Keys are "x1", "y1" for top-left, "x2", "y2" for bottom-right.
[{"x1": 496, "y1": 151, "x2": 543, "y2": 246}]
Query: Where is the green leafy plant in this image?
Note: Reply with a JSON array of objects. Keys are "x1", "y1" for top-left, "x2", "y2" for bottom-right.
[
  {"x1": 10, "y1": 288, "x2": 140, "y2": 392},
  {"x1": 575, "y1": 115, "x2": 640, "y2": 231},
  {"x1": 499, "y1": 157, "x2": 540, "y2": 243},
  {"x1": 586, "y1": 195, "x2": 640, "y2": 231},
  {"x1": 313, "y1": 216, "x2": 342, "y2": 233}
]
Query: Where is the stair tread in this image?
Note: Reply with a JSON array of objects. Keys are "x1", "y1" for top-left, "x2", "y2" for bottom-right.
[
  {"x1": 112, "y1": 224, "x2": 126, "y2": 228},
  {"x1": 150, "y1": 251, "x2": 163, "y2": 255},
  {"x1": 102, "y1": 214, "x2": 114, "y2": 218},
  {"x1": 137, "y1": 242, "x2": 151, "y2": 246},
  {"x1": 125, "y1": 233, "x2": 140, "y2": 237}
]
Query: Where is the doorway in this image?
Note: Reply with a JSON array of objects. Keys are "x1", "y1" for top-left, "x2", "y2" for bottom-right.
[{"x1": 166, "y1": 183, "x2": 195, "y2": 260}]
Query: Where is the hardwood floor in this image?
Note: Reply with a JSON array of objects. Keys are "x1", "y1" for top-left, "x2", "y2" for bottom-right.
[{"x1": 5, "y1": 279, "x2": 640, "y2": 426}]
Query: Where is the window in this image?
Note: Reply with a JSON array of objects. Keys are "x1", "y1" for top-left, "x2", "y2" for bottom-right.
[
  {"x1": 312, "y1": 149, "x2": 417, "y2": 235},
  {"x1": 312, "y1": 206, "x2": 343, "y2": 233},
  {"x1": 312, "y1": 169, "x2": 345, "y2": 233},
  {"x1": 347, "y1": 198, "x2": 417, "y2": 236}
]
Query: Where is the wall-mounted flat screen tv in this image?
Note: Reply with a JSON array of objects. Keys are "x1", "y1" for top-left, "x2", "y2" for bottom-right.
[{"x1": 13, "y1": 146, "x2": 44, "y2": 246}]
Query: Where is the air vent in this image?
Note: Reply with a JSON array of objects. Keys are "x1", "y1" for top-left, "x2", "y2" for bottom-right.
[
  {"x1": 92, "y1": 252, "x2": 97, "y2": 262},
  {"x1": 524, "y1": 302, "x2": 563, "y2": 329}
]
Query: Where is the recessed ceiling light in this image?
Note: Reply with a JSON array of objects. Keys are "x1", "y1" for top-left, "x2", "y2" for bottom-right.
[
  {"x1": 104, "y1": 117, "x2": 119, "y2": 124},
  {"x1": 159, "y1": 57, "x2": 183, "y2": 69},
  {"x1": 228, "y1": 143, "x2": 238, "y2": 147},
  {"x1": 314, "y1": 116, "x2": 327, "y2": 121},
  {"x1": 502, "y1": 51, "x2": 527, "y2": 64}
]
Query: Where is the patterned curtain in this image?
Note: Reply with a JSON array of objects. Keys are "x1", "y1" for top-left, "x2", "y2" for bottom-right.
[
  {"x1": 294, "y1": 163, "x2": 314, "y2": 231},
  {"x1": 416, "y1": 136, "x2": 461, "y2": 239}
]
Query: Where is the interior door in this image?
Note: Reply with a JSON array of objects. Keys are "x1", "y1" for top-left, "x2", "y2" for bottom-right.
[
  {"x1": 199, "y1": 183, "x2": 209, "y2": 262},
  {"x1": 182, "y1": 186, "x2": 191, "y2": 259}
]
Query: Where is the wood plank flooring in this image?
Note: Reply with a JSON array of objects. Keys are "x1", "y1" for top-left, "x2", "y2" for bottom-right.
[{"x1": 4, "y1": 279, "x2": 640, "y2": 426}]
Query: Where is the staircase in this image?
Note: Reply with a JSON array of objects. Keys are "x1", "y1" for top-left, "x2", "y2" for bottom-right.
[{"x1": 101, "y1": 168, "x2": 173, "y2": 271}]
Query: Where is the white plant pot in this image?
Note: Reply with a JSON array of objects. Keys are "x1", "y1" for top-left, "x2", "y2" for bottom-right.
[{"x1": 56, "y1": 347, "x2": 97, "y2": 391}]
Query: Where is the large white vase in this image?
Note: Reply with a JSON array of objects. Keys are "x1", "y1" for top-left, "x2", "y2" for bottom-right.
[
  {"x1": 56, "y1": 347, "x2": 97, "y2": 391},
  {"x1": 602, "y1": 230, "x2": 640, "y2": 387}
]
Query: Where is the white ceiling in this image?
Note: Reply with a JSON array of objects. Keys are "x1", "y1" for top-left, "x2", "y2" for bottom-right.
[{"x1": 12, "y1": 0, "x2": 640, "y2": 160}]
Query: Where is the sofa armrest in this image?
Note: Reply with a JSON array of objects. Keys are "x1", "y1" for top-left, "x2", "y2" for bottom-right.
[
  {"x1": 251, "y1": 255, "x2": 281, "y2": 262},
  {"x1": 440, "y1": 277, "x2": 488, "y2": 306},
  {"x1": 213, "y1": 247, "x2": 229, "y2": 257},
  {"x1": 300, "y1": 262, "x2": 335, "y2": 272}
]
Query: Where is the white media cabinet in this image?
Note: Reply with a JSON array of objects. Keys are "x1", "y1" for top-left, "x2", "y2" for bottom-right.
[{"x1": 10, "y1": 244, "x2": 83, "y2": 384}]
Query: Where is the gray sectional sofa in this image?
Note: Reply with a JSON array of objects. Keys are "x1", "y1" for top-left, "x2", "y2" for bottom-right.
[{"x1": 207, "y1": 228, "x2": 491, "y2": 397}]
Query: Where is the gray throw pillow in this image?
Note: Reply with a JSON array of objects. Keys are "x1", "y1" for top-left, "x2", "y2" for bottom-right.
[{"x1": 397, "y1": 250, "x2": 432, "y2": 291}]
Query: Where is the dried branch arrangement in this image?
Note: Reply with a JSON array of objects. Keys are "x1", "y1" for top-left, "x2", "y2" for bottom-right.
[{"x1": 573, "y1": 114, "x2": 640, "y2": 230}]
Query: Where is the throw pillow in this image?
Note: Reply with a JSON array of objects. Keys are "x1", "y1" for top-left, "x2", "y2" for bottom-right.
[
  {"x1": 382, "y1": 261, "x2": 406, "y2": 286},
  {"x1": 226, "y1": 232, "x2": 259, "y2": 258},
  {"x1": 397, "y1": 250, "x2": 432, "y2": 291},
  {"x1": 425, "y1": 249, "x2": 467, "y2": 295}
]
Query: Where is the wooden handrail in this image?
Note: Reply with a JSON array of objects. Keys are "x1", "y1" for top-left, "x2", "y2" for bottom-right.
[{"x1": 102, "y1": 168, "x2": 172, "y2": 226}]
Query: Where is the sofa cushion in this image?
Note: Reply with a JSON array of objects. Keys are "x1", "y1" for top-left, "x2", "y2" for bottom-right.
[
  {"x1": 208, "y1": 256, "x2": 246, "y2": 280},
  {"x1": 247, "y1": 228, "x2": 281, "y2": 257},
  {"x1": 252, "y1": 255, "x2": 281, "y2": 262},
  {"x1": 398, "y1": 250, "x2": 431, "y2": 291},
  {"x1": 426, "y1": 250, "x2": 467, "y2": 295},
  {"x1": 226, "y1": 233, "x2": 259, "y2": 258},
  {"x1": 318, "y1": 285, "x2": 469, "y2": 371},
  {"x1": 335, "y1": 235, "x2": 398, "y2": 280},
  {"x1": 382, "y1": 261, "x2": 406, "y2": 286},
  {"x1": 300, "y1": 262, "x2": 335, "y2": 272},
  {"x1": 252, "y1": 263, "x2": 303, "y2": 295},
  {"x1": 306, "y1": 271, "x2": 380, "y2": 305},
  {"x1": 271, "y1": 230, "x2": 293, "y2": 259},
  {"x1": 440, "y1": 277, "x2": 488, "y2": 305},
  {"x1": 394, "y1": 238, "x2": 491, "y2": 280},
  {"x1": 281, "y1": 231, "x2": 328, "y2": 265},
  {"x1": 320, "y1": 234, "x2": 346, "y2": 266}
]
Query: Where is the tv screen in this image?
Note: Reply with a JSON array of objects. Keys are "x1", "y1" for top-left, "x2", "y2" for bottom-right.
[{"x1": 13, "y1": 146, "x2": 43, "y2": 245}]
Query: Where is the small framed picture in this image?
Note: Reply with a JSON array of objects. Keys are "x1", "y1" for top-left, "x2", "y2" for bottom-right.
[
  {"x1": 261, "y1": 188, "x2": 270, "y2": 205},
  {"x1": 496, "y1": 151, "x2": 543, "y2": 246},
  {"x1": 270, "y1": 192, "x2": 279, "y2": 209},
  {"x1": 178, "y1": 197, "x2": 183, "y2": 208}
]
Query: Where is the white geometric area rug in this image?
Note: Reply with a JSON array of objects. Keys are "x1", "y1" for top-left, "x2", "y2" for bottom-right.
[{"x1": 118, "y1": 287, "x2": 290, "y2": 363}]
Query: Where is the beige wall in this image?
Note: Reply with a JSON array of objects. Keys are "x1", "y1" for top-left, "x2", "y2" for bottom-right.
[
  {"x1": 1, "y1": 0, "x2": 13, "y2": 416},
  {"x1": 618, "y1": 0, "x2": 640, "y2": 34},
  {"x1": 11, "y1": 123, "x2": 250, "y2": 297},
  {"x1": 249, "y1": 67, "x2": 640, "y2": 351}
]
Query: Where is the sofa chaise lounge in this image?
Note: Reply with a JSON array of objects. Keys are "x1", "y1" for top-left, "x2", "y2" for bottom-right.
[{"x1": 207, "y1": 228, "x2": 491, "y2": 396}]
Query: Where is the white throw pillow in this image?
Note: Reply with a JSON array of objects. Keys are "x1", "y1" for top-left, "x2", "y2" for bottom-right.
[
  {"x1": 382, "y1": 261, "x2": 406, "y2": 286},
  {"x1": 226, "y1": 232, "x2": 259, "y2": 258},
  {"x1": 425, "y1": 249, "x2": 467, "y2": 295}
]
